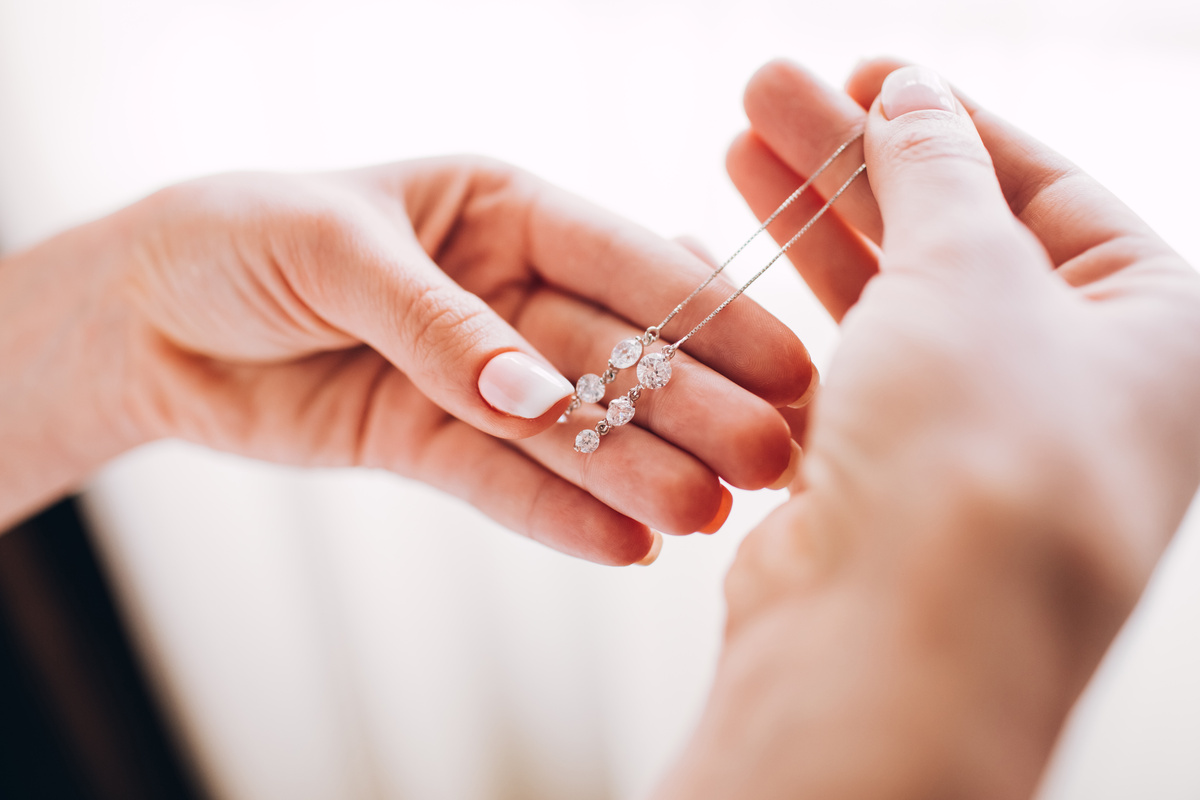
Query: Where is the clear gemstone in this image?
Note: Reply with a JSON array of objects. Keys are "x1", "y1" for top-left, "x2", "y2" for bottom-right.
[
  {"x1": 610, "y1": 338, "x2": 644, "y2": 369},
  {"x1": 574, "y1": 429, "x2": 600, "y2": 453},
  {"x1": 606, "y1": 396, "x2": 635, "y2": 427},
  {"x1": 575, "y1": 373, "x2": 605, "y2": 404},
  {"x1": 636, "y1": 352, "x2": 672, "y2": 389}
]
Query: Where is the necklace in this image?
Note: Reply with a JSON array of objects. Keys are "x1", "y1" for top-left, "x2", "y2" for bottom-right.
[{"x1": 564, "y1": 133, "x2": 866, "y2": 454}]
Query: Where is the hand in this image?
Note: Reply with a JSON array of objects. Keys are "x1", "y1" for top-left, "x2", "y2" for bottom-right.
[
  {"x1": 0, "y1": 157, "x2": 814, "y2": 563},
  {"x1": 653, "y1": 60, "x2": 1200, "y2": 798}
]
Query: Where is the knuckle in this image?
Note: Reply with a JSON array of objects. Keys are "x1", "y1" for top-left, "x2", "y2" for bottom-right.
[
  {"x1": 401, "y1": 284, "x2": 493, "y2": 367},
  {"x1": 884, "y1": 121, "x2": 993, "y2": 174}
]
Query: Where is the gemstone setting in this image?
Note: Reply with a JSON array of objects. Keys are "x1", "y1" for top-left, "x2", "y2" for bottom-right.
[
  {"x1": 605, "y1": 396, "x2": 636, "y2": 427},
  {"x1": 574, "y1": 429, "x2": 600, "y2": 454},
  {"x1": 636, "y1": 352, "x2": 672, "y2": 389},
  {"x1": 575, "y1": 373, "x2": 605, "y2": 404},
  {"x1": 610, "y1": 338, "x2": 644, "y2": 369}
]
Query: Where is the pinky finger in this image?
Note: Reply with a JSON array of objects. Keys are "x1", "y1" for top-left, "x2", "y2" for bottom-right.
[{"x1": 394, "y1": 418, "x2": 655, "y2": 566}]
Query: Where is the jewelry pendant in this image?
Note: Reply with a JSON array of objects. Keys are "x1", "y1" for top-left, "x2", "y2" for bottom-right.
[
  {"x1": 571, "y1": 347, "x2": 675, "y2": 453},
  {"x1": 636, "y1": 351, "x2": 672, "y2": 389},
  {"x1": 564, "y1": 132, "x2": 867, "y2": 454},
  {"x1": 575, "y1": 374, "x2": 605, "y2": 404},
  {"x1": 609, "y1": 338, "x2": 644, "y2": 369},
  {"x1": 605, "y1": 396, "x2": 636, "y2": 427}
]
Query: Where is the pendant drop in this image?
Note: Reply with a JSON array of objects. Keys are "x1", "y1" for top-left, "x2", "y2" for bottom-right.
[
  {"x1": 605, "y1": 396, "x2": 636, "y2": 427},
  {"x1": 574, "y1": 429, "x2": 600, "y2": 454},
  {"x1": 575, "y1": 373, "x2": 605, "y2": 404},
  {"x1": 610, "y1": 338, "x2": 643, "y2": 369},
  {"x1": 636, "y1": 352, "x2": 672, "y2": 389}
]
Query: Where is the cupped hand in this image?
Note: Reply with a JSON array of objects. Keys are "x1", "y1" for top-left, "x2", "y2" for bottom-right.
[
  {"x1": 110, "y1": 157, "x2": 811, "y2": 564},
  {"x1": 653, "y1": 60, "x2": 1200, "y2": 799}
]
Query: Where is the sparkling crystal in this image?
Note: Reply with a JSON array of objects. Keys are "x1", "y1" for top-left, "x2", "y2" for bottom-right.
[
  {"x1": 574, "y1": 429, "x2": 600, "y2": 453},
  {"x1": 610, "y1": 338, "x2": 644, "y2": 369},
  {"x1": 636, "y1": 352, "x2": 672, "y2": 389},
  {"x1": 606, "y1": 396, "x2": 636, "y2": 427},
  {"x1": 575, "y1": 373, "x2": 605, "y2": 404}
]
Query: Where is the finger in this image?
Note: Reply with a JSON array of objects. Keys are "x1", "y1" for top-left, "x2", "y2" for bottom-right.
[
  {"x1": 726, "y1": 130, "x2": 880, "y2": 320},
  {"x1": 287, "y1": 208, "x2": 574, "y2": 440},
  {"x1": 848, "y1": 57, "x2": 1171, "y2": 283},
  {"x1": 673, "y1": 234, "x2": 719, "y2": 265},
  {"x1": 742, "y1": 59, "x2": 883, "y2": 244},
  {"x1": 514, "y1": 286, "x2": 797, "y2": 489},
  {"x1": 157, "y1": 345, "x2": 656, "y2": 565},
  {"x1": 866, "y1": 65, "x2": 1048, "y2": 285},
  {"x1": 374, "y1": 413, "x2": 658, "y2": 566},
  {"x1": 525, "y1": 181, "x2": 813, "y2": 407},
  {"x1": 517, "y1": 407, "x2": 730, "y2": 536},
  {"x1": 845, "y1": 56, "x2": 910, "y2": 109}
]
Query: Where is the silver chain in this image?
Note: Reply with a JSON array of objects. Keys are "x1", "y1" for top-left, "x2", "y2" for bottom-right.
[
  {"x1": 566, "y1": 133, "x2": 867, "y2": 453},
  {"x1": 672, "y1": 161, "x2": 866, "y2": 348},
  {"x1": 651, "y1": 131, "x2": 864, "y2": 336}
]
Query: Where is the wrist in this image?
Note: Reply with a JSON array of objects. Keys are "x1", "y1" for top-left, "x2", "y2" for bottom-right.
[{"x1": 0, "y1": 208, "x2": 152, "y2": 528}]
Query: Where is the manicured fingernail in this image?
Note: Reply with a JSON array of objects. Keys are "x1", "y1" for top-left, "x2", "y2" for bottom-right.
[
  {"x1": 478, "y1": 351, "x2": 573, "y2": 419},
  {"x1": 636, "y1": 530, "x2": 664, "y2": 566},
  {"x1": 881, "y1": 65, "x2": 956, "y2": 120},
  {"x1": 767, "y1": 441, "x2": 803, "y2": 490},
  {"x1": 788, "y1": 363, "x2": 820, "y2": 409},
  {"x1": 698, "y1": 486, "x2": 734, "y2": 534}
]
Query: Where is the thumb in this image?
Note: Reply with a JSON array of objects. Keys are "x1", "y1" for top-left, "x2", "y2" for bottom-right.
[
  {"x1": 866, "y1": 66, "x2": 1039, "y2": 283},
  {"x1": 310, "y1": 230, "x2": 573, "y2": 439}
]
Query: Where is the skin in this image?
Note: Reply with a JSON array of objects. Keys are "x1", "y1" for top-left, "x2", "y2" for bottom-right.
[
  {"x1": 0, "y1": 157, "x2": 812, "y2": 565},
  {"x1": 3, "y1": 54, "x2": 1198, "y2": 797},
  {"x1": 650, "y1": 58, "x2": 1200, "y2": 799}
]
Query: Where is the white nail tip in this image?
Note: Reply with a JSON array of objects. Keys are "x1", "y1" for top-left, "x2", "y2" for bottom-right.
[{"x1": 478, "y1": 352, "x2": 573, "y2": 419}]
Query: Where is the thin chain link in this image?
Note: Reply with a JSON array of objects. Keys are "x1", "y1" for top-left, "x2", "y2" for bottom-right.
[
  {"x1": 563, "y1": 132, "x2": 866, "y2": 438},
  {"x1": 673, "y1": 162, "x2": 866, "y2": 348},
  {"x1": 651, "y1": 130, "x2": 864, "y2": 334}
]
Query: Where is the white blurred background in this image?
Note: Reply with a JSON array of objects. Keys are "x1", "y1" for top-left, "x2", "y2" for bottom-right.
[{"x1": 1, "y1": 1, "x2": 1198, "y2": 798}]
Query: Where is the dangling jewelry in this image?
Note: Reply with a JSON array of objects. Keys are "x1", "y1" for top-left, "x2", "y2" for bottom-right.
[{"x1": 563, "y1": 133, "x2": 867, "y2": 454}]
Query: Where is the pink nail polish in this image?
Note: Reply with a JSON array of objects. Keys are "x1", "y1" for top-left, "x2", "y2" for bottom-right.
[
  {"x1": 478, "y1": 351, "x2": 573, "y2": 419},
  {"x1": 880, "y1": 65, "x2": 956, "y2": 120}
]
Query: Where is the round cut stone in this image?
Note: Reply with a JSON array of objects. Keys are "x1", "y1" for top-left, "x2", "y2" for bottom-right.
[
  {"x1": 574, "y1": 429, "x2": 600, "y2": 454},
  {"x1": 606, "y1": 396, "x2": 636, "y2": 427},
  {"x1": 636, "y1": 352, "x2": 672, "y2": 389},
  {"x1": 610, "y1": 338, "x2": 644, "y2": 369},
  {"x1": 575, "y1": 373, "x2": 605, "y2": 404}
]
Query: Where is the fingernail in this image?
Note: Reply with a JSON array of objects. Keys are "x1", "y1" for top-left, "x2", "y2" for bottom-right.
[
  {"x1": 636, "y1": 530, "x2": 664, "y2": 566},
  {"x1": 698, "y1": 486, "x2": 734, "y2": 534},
  {"x1": 478, "y1": 351, "x2": 573, "y2": 419},
  {"x1": 881, "y1": 65, "x2": 956, "y2": 120},
  {"x1": 788, "y1": 362, "x2": 820, "y2": 409},
  {"x1": 767, "y1": 441, "x2": 803, "y2": 490}
]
